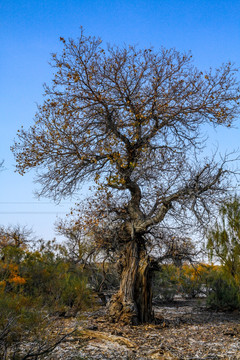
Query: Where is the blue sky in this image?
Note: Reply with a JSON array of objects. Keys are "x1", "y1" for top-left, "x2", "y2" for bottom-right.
[{"x1": 0, "y1": 0, "x2": 240, "y2": 241}]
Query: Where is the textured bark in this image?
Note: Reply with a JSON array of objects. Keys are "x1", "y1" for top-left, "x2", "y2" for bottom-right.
[
  {"x1": 108, "y1": 240, "x2": 154, "y2": 324},
  {"x1": 135, "y1": 255, "x2": 154, "y2": 323}
]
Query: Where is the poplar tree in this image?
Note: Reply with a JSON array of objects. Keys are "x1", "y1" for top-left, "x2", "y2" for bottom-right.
[{"x1": 12, "y1": 30, "x2": 240, "y2": 324}]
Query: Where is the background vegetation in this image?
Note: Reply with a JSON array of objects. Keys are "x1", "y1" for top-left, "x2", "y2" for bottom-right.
[{"x1": 1, "y1": 196, "x2": 240, "y2": 358}]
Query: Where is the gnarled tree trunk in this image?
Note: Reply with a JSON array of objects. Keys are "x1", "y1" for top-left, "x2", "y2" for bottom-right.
[{"x1": 108, "y1": 239, "x2": 154, "y2": 325}]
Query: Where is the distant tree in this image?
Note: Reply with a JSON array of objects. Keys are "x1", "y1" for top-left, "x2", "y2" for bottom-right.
[
  {"x1": 12, "y1": 30, "x2": 240, "y2": 324},
  {"x1": 56, "y1": 217, "x2": 96, "y2": 264},
  {"x1": 207, "y1": 196, "x2": 240, "y2": 278},
  {"x1": 0, "y1": 225, "x2": 32, "y2": 249},
  {"x1": 152, "y1": 232, "x2": 197, "y2": 267}
]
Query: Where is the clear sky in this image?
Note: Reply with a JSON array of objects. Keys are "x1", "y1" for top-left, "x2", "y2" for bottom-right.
[{"x1": 0, "y1": 0, "x2": 240, "y2": 241}]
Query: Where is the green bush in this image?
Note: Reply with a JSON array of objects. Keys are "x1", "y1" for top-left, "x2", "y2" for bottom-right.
[
  {"x1": 207, "y1": 196, "x2": 240, "y2": 280},
  {"x1": 206, "y1": 275, "x2": 240, "y2": 311},
  {"x1": 153, "y1": 263, "x2": 219, "y2": 301},
  {"x1": 58, "y1": 272, "x2": 91, "y2": 310},
  {"x1": 152, "y1": 265, "x2": 179, "y2": 302},
  {"x1": 178, "y1": 264, "x2": 206, "y2": 299},
  {"x1": 0, "y1": 241, "x2": 92, "y2": 313},
  {"x1": 0, "y1": 293, "x2": 76, "y2": 359},
  {"x1": 0, "y1": 239, "x2": 90, "y2": 359},
  {"x1": 0, "y1": 294, "x2": 46, "y2": 359}
]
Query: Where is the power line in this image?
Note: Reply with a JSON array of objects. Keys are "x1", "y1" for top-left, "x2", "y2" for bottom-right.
[
  {"x1": 0, "y1": 202, "x2": 71, "y2": 205},
  {"x1": 0, "y1": 212, "x2": 66, "y2": 214}
]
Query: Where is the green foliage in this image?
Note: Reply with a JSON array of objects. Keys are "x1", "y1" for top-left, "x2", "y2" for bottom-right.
[
  {"x1": 0, "y1": 294, "x2": 36, "y2": 336},
  {"x1": 153, "y1": 265, "x2": 179, "y2": 302},
  {"x1": 0, "y1": 236, "x2": 92, "y2": 358},
  {"x1": 153, "y1": 262, "x2": 240, "y2": 311},
  {"x1": 206, "y1": 273, "x2": 240, "y2": 311},
  {"x1": 58, "y1": 272, "x2": 90, "y2": 310},
  {"x1": 0, "y1": 293, "x2": 47, "y2": 359},
  {"x1": 0, "y1": 240, "x2": 92, "y2": 312},
  {"x1": 153, "y1": 263, "x2": 219, "y2": 301},
  {"x1": 207, "y1": 195, "x2": 240, "y2": 278},
  {"x1": 178, "y1": 270, "x2": 202, "y2": 299},
  {"x1": 206, "y1": 196, "x2": 240, "y2": 310},
  {"x1": 0, "y1": 292, "x2": 77, "y2": 359},
  {"x1": 178, "y1": 263, "x2": 215, "y2": 299}
]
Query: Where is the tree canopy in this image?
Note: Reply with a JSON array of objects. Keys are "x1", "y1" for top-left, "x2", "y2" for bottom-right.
[{"x1": 13, "y1": 32, "x2": 239, "y2": 199}]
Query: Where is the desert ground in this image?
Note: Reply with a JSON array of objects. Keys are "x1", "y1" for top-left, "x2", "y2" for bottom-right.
[{"x1": 47, "y1": 299, "x2": 240, "y2": 359}]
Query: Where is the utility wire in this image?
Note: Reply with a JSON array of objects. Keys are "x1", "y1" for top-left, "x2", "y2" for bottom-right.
[
  {"x1": 0, "y1": 212, "x2": 66, "y2": 214},
  {"x1": 0, "y1": 202, "x2": 71, "y2": 205}
]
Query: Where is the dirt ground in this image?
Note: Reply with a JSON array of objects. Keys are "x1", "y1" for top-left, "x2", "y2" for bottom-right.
[{"x1": 50, "y1": 299, "x2": 240, "y2": 359}]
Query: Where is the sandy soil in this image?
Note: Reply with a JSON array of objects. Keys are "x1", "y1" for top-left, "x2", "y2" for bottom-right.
[{"x1": 50, "y1": 299, "x2": 240, "y2": 359}]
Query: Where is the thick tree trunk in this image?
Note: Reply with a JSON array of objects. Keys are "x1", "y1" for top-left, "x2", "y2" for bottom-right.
[{"x1": 108, "y1": 240, "x2": 154, "y2": 325}]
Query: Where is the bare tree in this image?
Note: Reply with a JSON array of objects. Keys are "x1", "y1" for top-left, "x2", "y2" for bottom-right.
[
  {"x1": 0, "y1": 225, "x2": 32, "y2": 249},
  {"x1": 56, "y1": 217, "x2": 97, "y2": 264},
  {"x1": 12, "y1": 30, "x2": 240, "y2": 324}
]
